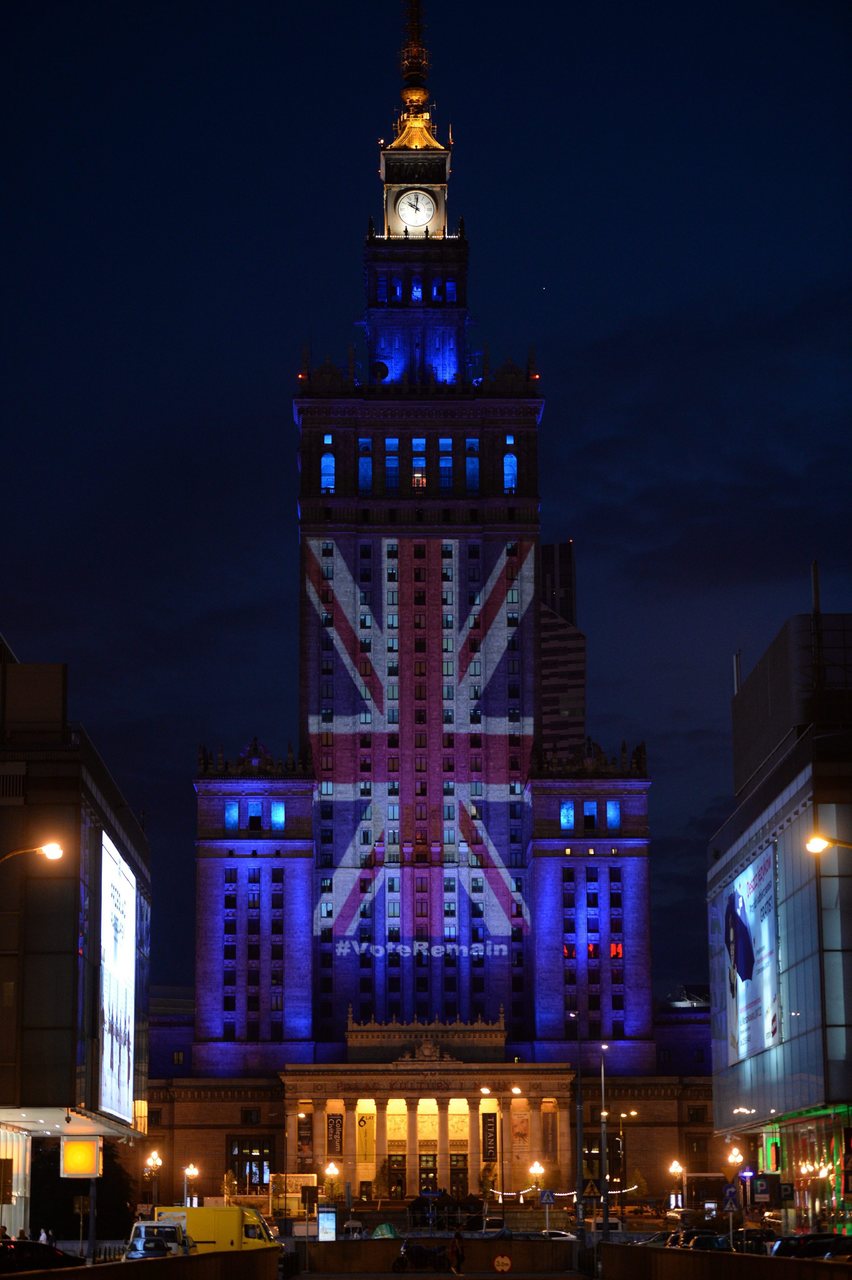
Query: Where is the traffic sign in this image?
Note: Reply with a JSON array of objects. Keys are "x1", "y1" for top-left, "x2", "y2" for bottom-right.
[
  {"x1": 583, "y1": 1179, "x2": 601, "y2": 1199},
  {"x1": 539, "y1": 1189, "x2": 555, "y2": 1206},
  {"x1": 722, "y1": 1183, "x2": 739, "y2": 1213}
]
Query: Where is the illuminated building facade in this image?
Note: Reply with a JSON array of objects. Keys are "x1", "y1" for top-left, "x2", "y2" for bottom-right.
[
  {"x1": 177, "y1": 10, "x2": 657, "y2": 1204},
  {"x1": 708, "y1": 610, "x2": 852, "y2": 1231}
]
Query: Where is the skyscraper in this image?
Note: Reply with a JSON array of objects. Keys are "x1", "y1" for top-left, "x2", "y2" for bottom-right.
[{"x1": 182, "y1": 5, "x2": 656, "y2": 1202}]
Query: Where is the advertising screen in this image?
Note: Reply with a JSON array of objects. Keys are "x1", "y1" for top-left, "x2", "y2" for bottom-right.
[
  {"x1": 710, "y1": 845, "x2": 779, "y2": 1066},
  {"x1": 99, "y1": 832, "x2": 137, "y2": 1122}
]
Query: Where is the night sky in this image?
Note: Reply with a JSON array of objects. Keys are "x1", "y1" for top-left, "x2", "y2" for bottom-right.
[{"x1": 4, "y1": 0, "x2": 851, "y2": 998}]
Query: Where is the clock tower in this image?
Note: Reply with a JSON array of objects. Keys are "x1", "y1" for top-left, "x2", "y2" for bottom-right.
[{"x1": 365, "y1": 2, "x2": 467, "y2": 388}]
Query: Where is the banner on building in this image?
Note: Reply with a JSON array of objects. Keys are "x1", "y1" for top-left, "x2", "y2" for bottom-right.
[
  {"x1": 482, "y1": 1112, "x2": 498, "y2": 1162},
  {"x1": 327, "y1": 1113, "x2": 343, "y2": 1156},
  {"x1": 511, "y1": 1110, "x2": 529, "y2": 1148},
  {"x1": 356, "y1": 1112, "x2": 375, "y2": 1161},
  {"x1": 298, "y1": 1114, "x2": 313, "y2": 1158},
  {"x1": 542, "y1": 1110, "x2": 557, "y2": 1162}
]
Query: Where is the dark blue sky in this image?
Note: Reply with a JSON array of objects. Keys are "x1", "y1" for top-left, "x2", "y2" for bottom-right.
[{"x1": 4, "y1": 0, "x2": 851, "y2": 996}]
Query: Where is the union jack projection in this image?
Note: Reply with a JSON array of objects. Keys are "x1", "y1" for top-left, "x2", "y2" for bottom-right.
[{"x1": 301, "y1": 526, "x2": 538, "y2": 1032}]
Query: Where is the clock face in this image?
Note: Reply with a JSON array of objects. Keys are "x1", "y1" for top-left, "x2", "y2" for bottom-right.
[{"x1": 397, "y1": 189, "x2": 435, "y2": 228}]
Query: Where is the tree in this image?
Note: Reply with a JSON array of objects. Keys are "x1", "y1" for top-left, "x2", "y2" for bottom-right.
[{"x1": 222, "y1": 1170, "x2": 237, "y2": 1203}]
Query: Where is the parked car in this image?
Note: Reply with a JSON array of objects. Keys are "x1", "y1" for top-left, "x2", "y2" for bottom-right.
[
  {"x1": 631, "y1": 1231, "x2": 673, "y2": 1247},
  {"x1": 772, "y1": 1234, "x2": 842, "y2": 1258},
  {"x1": 687, "y1": 1234, "x2": 733, "y2": 1251},
  {"x1": 0, "y1": 1241, "x2": 87, "y2": 1272},
  {"x1": 666, "y1": 1229, "x2": 718, "y2": 1248},
  {"x1": 665, "y1": 1207, "x2": 703, "y2": 1227},
  {"x1": 732, "y1": 1227, "x2": 778, "y2": 1254}
]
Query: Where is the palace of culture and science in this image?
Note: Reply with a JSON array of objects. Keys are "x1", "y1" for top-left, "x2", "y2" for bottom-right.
[{"x1": 146, "y1": 5, "x2": 716, "y2": 1209}]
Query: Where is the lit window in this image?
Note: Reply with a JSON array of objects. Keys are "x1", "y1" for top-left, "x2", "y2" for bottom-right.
[
  {"x1": 465, "y1": 438, "x2": 479, "y2": 493},
  {"x1": 503, "y1": 452, "x2": 518, "y2": 494},
  {"x1": 321, "y1": 452, "x2": 336, "y2": 494},
  {"x1": 584, "y1": 801, "x2": 597, "y2": 832},
  {"x1": 358, "y1": 438, "x2": 372, "y2": 494},
  {"x1": 560, "y1": 801, "x2": 574, "y2": 831},
  {"x1": 606, "y1": 800, "x2": 621, "y2": 830},
  {"x1": 271, "y1": 802, "x2": 286, "y2": 831},
  {"x1": 224, "y1": 801, "x2": 239, "y2": 831}
]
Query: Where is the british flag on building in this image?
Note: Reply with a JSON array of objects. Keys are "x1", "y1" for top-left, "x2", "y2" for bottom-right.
[{"x1": 301, "y1": 527, "x2": 538, "y2": 1030}]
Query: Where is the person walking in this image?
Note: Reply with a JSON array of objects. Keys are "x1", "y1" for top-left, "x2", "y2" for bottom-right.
[{"x1": 449, "y1": 1230, "x2": 465, "y2": 1275}]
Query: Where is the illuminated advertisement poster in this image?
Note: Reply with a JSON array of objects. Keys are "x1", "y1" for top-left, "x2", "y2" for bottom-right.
[
  {"x1": 710, "y1": 846, "x2": 778, "y2": 1066},
  {"x1": 99, "y1": 833, "x2": 136, "y2": 1122}
]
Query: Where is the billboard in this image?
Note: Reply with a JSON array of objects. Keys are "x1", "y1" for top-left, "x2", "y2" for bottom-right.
[
  {"x1": 99, "y1": 832, "x2": 136, "y2": 1122},
  {"x1": 710, "y1": 845, "x2": 779, "y2": 1066}
]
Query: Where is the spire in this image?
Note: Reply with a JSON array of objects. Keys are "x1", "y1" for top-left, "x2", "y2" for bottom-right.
[
  {"x1": 388, "y1": 0, "x2": 444, "y2": 152},
  {"x1": 400, "y1": 0, "x2": 429, "y2": 110}
]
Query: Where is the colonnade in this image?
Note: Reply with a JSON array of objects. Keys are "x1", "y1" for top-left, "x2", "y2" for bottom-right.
[{"x1": 284, "y1": 1092, "x2": 570, "y2": 1199}]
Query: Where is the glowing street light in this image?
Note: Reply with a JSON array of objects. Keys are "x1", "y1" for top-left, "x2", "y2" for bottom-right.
[
  {"x1": 0, "y1": 842, "x2": 63, "y2": 866},
  {"x1": 806, "y1": 834, "x2": 852, "y2": 854},
  {"x1": 669, "y1": 1159, "x2": 687, "y2": 1209},
  {"x1": 183, "y1": 1162, "x2": 199, "y2": 1205},
  {"x1": 529, "y1": 1161, "x2": 544, "y2": 1186},
  {"x1": 618, "y1": 1110, "x2": 638, "y2": 1204},
  {"x1": 145, "y1": 1150, "x2": 163, "y2": 1206}
]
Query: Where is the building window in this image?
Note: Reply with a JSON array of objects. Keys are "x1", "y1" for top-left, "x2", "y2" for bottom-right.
[
  {"x1": 584, "y1": 801, "x2": 597, "y2": 832},
  {"x1": 354, "y1": 437, "x2": 372, "y2": 493},
  {"x1": 465, "y1": 438, "x2": 479, "y2": 492},
  {"x1": 224, "y1": 801, "x2": 239, "y2": 831},
  {"x1": 560, "y1": 801, "x2": 574, "y2": 831},
  {"x1": 606, "y1": 800, "x2": 621, "y2": 830},
  {"x1": 412, "y1": 438, "x2": 427, "y2": 489},
  {"x1": 321, "y1": 453, "x2": 336, "y2": 494},
  {"x1": 503, "y1": 452, "x2": 518, "y2": 494}
]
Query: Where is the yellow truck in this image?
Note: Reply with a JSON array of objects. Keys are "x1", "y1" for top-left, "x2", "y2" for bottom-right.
[{"x1": 155, "y1": 1206, "x2": 279, "y2": 1253}]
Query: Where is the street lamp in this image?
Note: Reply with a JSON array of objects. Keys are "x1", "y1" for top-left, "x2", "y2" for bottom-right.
[
  {"x1": 145, "y1": 1151, "x2": 162, "y2": 1207},
  {"x1": 600, "y1": 1044, "x2": 610, "y2": 1240},
  {"x1": 569, "y1": 1011, "x2": 584, "y2": 1241},
  {"x1": 618, "y1": 1110, "x2": 637, "y2": 1206},
  {"x1": 806, "y1": 834, "x2": 852, "y2": 853},
  {"x1": 727, "y1": 1147, "x2": 743, "y2": 1247},
  {"x1": 183, "y1": 1163, "x2": 198, "y2": 1206},
  {"x1": 0, "y1": 842, "x2": 63, "y2": 866},
  {"x1": 324, "y1": 1160, "x2": 339, "y2": 1201},
  {"x1": 669, "y1": 1159, "x2": 686, "y2": 1210},
  {"x1": 479, "y1": 1085, "x2": 520, "y2": 1226}
]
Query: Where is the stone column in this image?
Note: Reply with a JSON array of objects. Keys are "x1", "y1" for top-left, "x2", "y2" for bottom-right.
[
  {"x1": 375, "y1": 1100, "x2": 388, "y2": 1193},
  {"x1": 530, "y1": 1098, "x2": 542, "y2": 1165},
  {"x1": 313, "y1": 1110, "x2": 325, "y2": 1172},
  {"x1": 501, "y1": 1104, "x2": 512, "y2": 1196},
  {"x1": 343, "y1": 1101, "x2": 357, "y2": 1195},
  {"x1": 406, "y1": 1103, "x2": 419, "y2": 1197},
  {"x1": 468, "y1": 1100, "x2": 481, "y2": 1195},
  {"x1": 285, "y1": 1110, "x2": 298, "y2": 1173},
  {"x1": 438, "y1": 1099, "x2": 450, "y2": 1191},
  {"x1": 558, "y1": 1100, "x2": 571, "y2": 1185}
]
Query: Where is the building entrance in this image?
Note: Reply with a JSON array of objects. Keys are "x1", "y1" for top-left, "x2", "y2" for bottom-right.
[
  {"x1": 450, "y1": 1154, "x2": 468, "y2": 1199},
  {"x1": 419, "y1": 1153, "x2": 437, "y2": 1194},
  {"x1": 389, "y1": 1154, "x2": 406, "y2": 1199}
]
